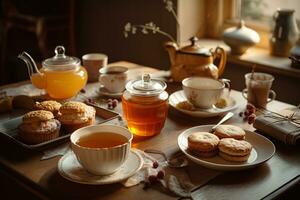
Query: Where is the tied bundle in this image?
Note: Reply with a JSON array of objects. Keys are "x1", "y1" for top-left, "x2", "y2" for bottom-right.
[{"x1": 254, "y1": 109, "x2": 300, "y2": 145}]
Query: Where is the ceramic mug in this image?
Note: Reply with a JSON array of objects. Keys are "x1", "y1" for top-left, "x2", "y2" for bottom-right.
[
  {"x1": 82, "y1": 53, "x2": 108, "y2": 82},
  {"x1": 99, "y1": 66, "x2": 128, "y2": 93},
  {"x1": 182, "y1": 77, "x2": 230, "y2": 108},
  {"x1": 242, "y1": 72, "x2": 276, "y2": 108},
  {"x1": 70, "y1": 124, "x2": 132, "y2": 175}
]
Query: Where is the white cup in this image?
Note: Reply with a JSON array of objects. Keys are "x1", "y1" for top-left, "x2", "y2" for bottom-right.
[
  {"x1": 182, "y1": 77, "x2": 230, "y2": 108},
  {"x1": 82, "y1": 53, "x2": 108, "y2": 82},
  {"x1": 99, "y1": 66, "x2": 128, "y2": 93},
  {"x1": 70, "y1": 124, "x2": 132, "y2": 175}
]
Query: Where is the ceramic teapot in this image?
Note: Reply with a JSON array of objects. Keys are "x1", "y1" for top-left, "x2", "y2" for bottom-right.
[
  {"x1": 18, "y1": 46, "x2": 87, "y2": 99},
  {"x1": 165, "y1": 37, "x2": 227, "y2": 81}
]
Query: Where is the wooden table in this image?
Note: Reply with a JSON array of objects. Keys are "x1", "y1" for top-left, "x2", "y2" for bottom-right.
[{"x1": 0, "y1": 61, "x2": 299, "y2": 200}]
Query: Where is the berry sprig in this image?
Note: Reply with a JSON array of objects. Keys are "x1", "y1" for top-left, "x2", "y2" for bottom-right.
[
  {"x1": 107, "y1": 99, "x2": 118, "y2": 110},
  {"x1": 143, "y1": 161, "x2": 165, "y2": 190},
  {"x1": 239, "y1": 103, "x2": 257, "y2": 124}
]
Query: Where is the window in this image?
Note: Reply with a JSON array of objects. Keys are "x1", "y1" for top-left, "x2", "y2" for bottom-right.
[{"x1": 240, "y1": 0, "x2": 300, "y2": 28}]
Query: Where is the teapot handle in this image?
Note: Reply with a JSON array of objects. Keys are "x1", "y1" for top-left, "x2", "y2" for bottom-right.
[{"x1": 213, "y1": 46, "x2": 227, "y2": 78}]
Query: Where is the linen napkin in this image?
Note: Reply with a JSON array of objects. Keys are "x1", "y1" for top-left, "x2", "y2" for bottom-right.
[
  {"x1": 122, "y1": 149, "x2": 194, "y2": 198},
  {"x1": 253, "y1": 107, "x2": 300, "y2": 145}
]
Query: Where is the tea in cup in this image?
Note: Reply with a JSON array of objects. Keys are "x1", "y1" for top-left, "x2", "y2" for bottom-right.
[
  {"x1": 71, "y1": 124, "x2": 132, "y2": 175},
  {"x1": 82, "y1": 53, "x2": 108, "y2": 82},
  {"x1": 242, "y1": 72, "x2": 276, "y2": 108},
  {"x1": 182, "y1": 77, "x2": 230, "y2": 109},
  {"x1": 99, "y1": 66, "x2": 128, "y2": 93}
]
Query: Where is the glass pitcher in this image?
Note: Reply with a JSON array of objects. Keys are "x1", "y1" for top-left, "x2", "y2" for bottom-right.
[{"x1": 18, "y1": 46, "x2": 87, "y2": 99}]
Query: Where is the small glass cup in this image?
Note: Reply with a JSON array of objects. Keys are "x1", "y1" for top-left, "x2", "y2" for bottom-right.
[{"x1": 242, "y1": 72, "x2": 276, "y2": 108}]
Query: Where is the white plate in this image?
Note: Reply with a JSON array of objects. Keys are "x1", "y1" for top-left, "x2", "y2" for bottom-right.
[
  {"x1": 178, "y1": 125, "x2": 276, "y2": 171},
  {"x1": 169, "y1": 90, "x2": 238, "y2": 117},
  {"x1": 58, "y1": 150, "x2": 143, "y2": 185},
  {"x1": 99, "y1": 86, "x2": 123, "y2": 98}
]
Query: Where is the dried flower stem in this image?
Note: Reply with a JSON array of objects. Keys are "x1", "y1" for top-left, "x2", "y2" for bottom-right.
[{"x1": 133, "y1": 24, "x2": 176, "y2": 43}]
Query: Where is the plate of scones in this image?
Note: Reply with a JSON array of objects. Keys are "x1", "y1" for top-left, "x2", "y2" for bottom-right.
[
  {"x1": 178, "y1": 124, "x2": 276, "y2": 171},
  {"x1": 0, "y1": 100, "x2": 119, "y2": 150}
]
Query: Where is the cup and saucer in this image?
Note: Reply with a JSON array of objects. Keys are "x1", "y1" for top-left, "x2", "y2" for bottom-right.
[
  {"x1": 58, "y1": 150, "x2": 143, "y2": 185},
  {"x1": 98, "y1": 66, "x2": 128, "y2": 98},
  {"x1": 169, "y1": 77, "x2": 238, "y2": 117},
  {"x1": 99, "y1": 86, "x2": 124, "y2": 98},
  {"x1": 57, "y1": 124, "x2": 143, "y2": 185}
]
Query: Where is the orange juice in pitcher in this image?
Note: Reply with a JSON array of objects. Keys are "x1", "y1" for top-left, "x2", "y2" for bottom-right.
[{"x1": 19, "y1": 46, "x2": 87, "y2": 99}]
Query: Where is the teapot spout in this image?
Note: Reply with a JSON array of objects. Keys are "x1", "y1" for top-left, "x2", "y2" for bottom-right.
[
  {"x1": 164, "y1": 41, "x2": 179, "y2": 66},
  {"x1": 18, "y1": 52, "x2": 42, "y2": 77}
]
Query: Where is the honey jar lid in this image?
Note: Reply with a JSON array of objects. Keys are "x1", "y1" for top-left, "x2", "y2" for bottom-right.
[
  {"x1": 126, "y1": 74, "x2": 167, "y2": 96},
  {"x1": 42, "y1": 46, "x2": 80, "y2": 71}
]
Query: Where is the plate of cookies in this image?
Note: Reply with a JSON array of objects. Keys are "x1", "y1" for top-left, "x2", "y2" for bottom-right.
[
  {"x1": 169, "y1": 90, "x2": 238, "y2": 117},
  {"x1": 0, "y1": 100, "x2": 120, "y2": 150},
  {"x1": 178, "y1": 124, "x2": 276, "y2": 171}
]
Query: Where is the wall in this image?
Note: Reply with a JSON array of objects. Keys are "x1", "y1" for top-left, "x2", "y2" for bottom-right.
[{"x1": 75, "y1": 0, "x2": 177, "y2": 70}]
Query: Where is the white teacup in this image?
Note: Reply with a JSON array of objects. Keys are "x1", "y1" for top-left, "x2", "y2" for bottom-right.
[
  {"x1": 99, "y1": 66, "x2": 128, "y2": 93},
  {"x1": 182, "y1": 77, "x2": 230, "y2": 109},
  {"x1": 70, "y1": 124, "x2": 132, "y2": 175}
]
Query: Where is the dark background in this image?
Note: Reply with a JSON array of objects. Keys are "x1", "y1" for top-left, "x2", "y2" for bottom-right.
[{"x1": 0, "y1": 0, "x2": 176, "y2": 84}]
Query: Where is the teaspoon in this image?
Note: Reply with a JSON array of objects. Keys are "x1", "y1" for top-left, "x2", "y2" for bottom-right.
[{"x1": 210, "y1": 111, "x2": 234, "y2": 133}]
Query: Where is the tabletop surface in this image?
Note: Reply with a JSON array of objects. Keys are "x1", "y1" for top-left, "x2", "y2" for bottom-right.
[{"x1": 0, "y1": 61, "x2": 299, "y2": 200}]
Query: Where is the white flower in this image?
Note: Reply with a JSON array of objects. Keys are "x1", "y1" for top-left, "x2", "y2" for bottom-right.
[
  {"x1": 124, "y1": 31, "x2": 128, "y2": 38},
  {"x1": 131, "y1": 26, "x2": 137, "y2": 34},
  {"x1": 124, "y1": 22, "x2": 132, "y2": 32},
  {"x1": 142, "y1": 28, "x2": 149, "y2": 34},
  {"x1": 165, "y1": 0, "x2": 173, "y2": 12}
]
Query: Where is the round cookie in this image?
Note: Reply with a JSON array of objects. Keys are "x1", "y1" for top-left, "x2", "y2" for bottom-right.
[
  {"x1": 214, "y1": 125, "x2": 245, "y2": 140},
  {"x1": 188, "y1": 132, "x2": 220, "y2": 157},
  {"x1": 218, "y1": 138, "x2": 252, "y2": 162}
]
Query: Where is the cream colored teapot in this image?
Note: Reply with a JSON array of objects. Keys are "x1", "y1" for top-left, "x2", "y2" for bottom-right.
[{"x1": 165, "y1": 37, "x2": 227, "y2": 81}]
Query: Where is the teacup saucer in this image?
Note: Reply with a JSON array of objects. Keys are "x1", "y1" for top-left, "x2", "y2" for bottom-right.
[
  {"x1": 169, "y1": 90, "x2": 238, "y2": 117},
  {"x1": 58, "y1": 150, "x2": 143, "y2": 185},
  {"x1": 99, "y1": 86, "x2": 124, "y2": 98}
]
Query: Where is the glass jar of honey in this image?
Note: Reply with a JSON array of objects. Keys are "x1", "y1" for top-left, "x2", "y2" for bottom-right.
[{"x1": 122, "y1": 74, "x2": 169, "y2": 137}]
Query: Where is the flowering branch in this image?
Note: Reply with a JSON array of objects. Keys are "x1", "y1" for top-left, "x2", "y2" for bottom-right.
[
  {"x1": 123, "y1": 0, "x2": 180, "y2": 45},
  {"x1": 123, "y1": 22, "x2": 176, "y2": 43}
]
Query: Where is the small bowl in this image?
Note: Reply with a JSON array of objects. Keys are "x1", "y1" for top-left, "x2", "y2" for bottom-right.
[
  {"x1": 70, "y1": 124, "x2": 133, "y2": 175},
  {"x1": 182, "y1": 77, "x2": 225, "y2": 109}
]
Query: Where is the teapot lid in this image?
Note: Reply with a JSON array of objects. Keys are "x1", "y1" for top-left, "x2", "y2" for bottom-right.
[
  {"x1": 42, "y1": 46, "x2": 80, "y2": 70},
  {"x1": 125, "y1": 74, "x2": 167, "y2": 96},
  {"x1": 179, "y1": 37, "x2": 212, "y2": 56}
]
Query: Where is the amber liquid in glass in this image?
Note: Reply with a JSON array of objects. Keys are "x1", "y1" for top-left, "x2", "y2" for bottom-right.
[{"x1": 122, "y1": 92, "x2": 168, "y2": 137}]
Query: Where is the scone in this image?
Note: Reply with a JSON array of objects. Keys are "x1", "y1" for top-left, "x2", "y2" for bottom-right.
[
  {"x1": 58, "y1": 101, "x2": 96, "y2": 133},
  {"x1": 34, "y1": 100, "x2": 61, "y2": 117},
  {"x1": 218, "y1": 138, "x2": 252, "y2": 162},
  {"x1": 214, "y1": 125, "x2": 246, "y2": 140},
  {"x1": 18, "y1": 110, "x2": 61, "y2": 144},
  {"x1": 188, "y1": 132, "x2": 220, "y2": 157}
]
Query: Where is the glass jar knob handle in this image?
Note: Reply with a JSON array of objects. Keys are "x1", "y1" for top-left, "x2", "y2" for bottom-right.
[
  {"x1": 142, "y1": 74, "x2": 151, "y2": 89},
  {"x1": 54, "y1": 46, "x2": 66, "y2": 58}
]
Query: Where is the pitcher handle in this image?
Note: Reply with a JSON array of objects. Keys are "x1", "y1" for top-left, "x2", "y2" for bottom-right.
[
  {"x1": 214, "y1": 46, "x2": 227, "y2": 78},
  {"x1": 267, "y1": 90, "x2": 276, "y2": 103}
]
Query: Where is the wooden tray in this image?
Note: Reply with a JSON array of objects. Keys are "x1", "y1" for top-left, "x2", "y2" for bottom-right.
[{"x1": 0, "y1": 104, "x2": 120, "y2": 150}]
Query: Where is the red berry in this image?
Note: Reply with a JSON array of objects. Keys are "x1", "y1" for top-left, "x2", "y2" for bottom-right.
[
  {"x1": 112, "y1": 99, "x2": 118, "y2": 108},
  {"x1": 152, "y1": 161, "x2": 159, "y2": 169},
  {"x1": 248, "y1": 113, "x2": 256, "y2": 124},
  {"x1": 244, "y1": 110, "x2": 250, "y2": 117},
  {"x1": 148, "y1": 175, "x2": 158, "y2": 184},
  {"x1": 156, "y1": 170, "x2": 165, "y2": 179},
  {"x1": 239, "y1": 112, "x2": 244, "y2": 117},
  {"x1": 246, "y1": 103, "x2": 255, "y2": 110}
]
